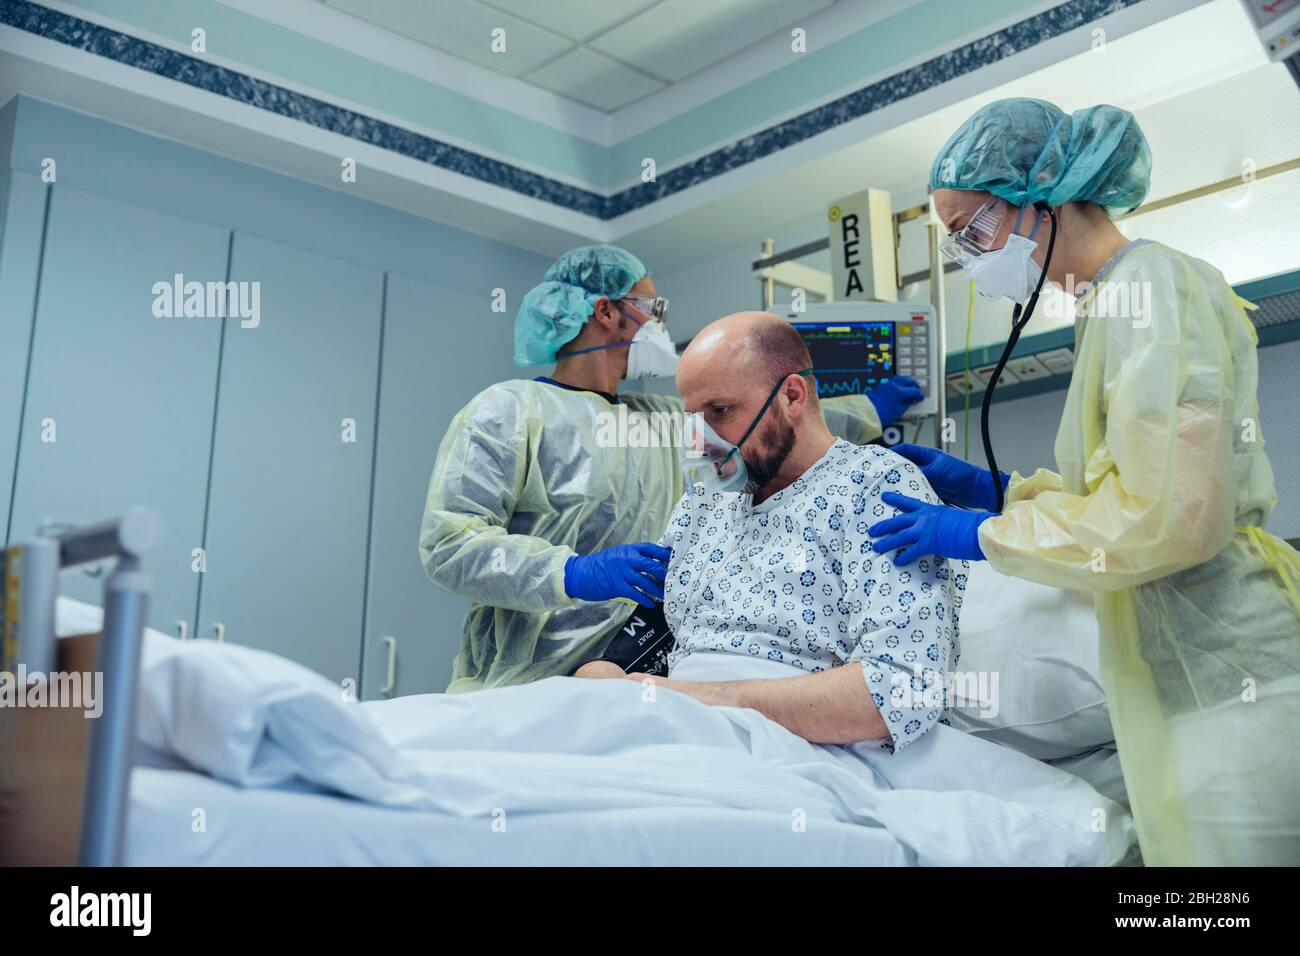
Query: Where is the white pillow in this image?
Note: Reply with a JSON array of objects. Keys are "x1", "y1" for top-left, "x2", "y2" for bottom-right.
[
  {"x1": 949, "y1": 562, "x2": 1112, "y2": 760},
  {"x1": 55, "y1": 596, "x2": 105, "y2": 636}
]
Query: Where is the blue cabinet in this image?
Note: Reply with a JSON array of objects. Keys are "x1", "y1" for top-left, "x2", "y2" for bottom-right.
[
  {"x1": 0, "y1": 172, "x2": 47, "y2": 540},
  {"x1": 360, "y1": 272, "x2": 517, "y2": 697},
  {"x1": 196, "y1": 233, "x2": 383, "y2": 685},
  {"x1": 0, "y1": 98, "x2": 554, "y2": 689},
  {"x1": 7, "y1": 184, "x2": 227, "y2": 634}
]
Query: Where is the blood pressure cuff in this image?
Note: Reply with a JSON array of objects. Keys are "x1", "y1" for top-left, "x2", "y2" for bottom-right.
[{"x1": 585, "y1": 601, "x2": 676, "y2": 677}]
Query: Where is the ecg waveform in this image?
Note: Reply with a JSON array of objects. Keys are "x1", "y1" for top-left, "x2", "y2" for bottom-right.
[{"x1": 818, "y1": 376, "x2": 885, "y2": 397}]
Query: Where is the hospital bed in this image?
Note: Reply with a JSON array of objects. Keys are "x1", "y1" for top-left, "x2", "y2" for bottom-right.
[{"x1": 1, "y1": 511, "x2": 1143, "y2": 867}]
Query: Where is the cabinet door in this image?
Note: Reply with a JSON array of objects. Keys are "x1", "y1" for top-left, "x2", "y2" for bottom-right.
[
  {"x1": 0, "y1": 173, "x2": 49, "y2": 538},
  {"x1": 197, "y1": 233, "x2": 382, "y2": 685},
  {"x1": 8, "y1": 185, "x2": 227, "y2": 634},
  {"x1": 361, "y1": 272, "x2": 517, "y2": 698}
]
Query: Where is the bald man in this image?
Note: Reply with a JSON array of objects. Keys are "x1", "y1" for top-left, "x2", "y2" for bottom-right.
[{"x1": 579, "y1": 313, "x2": 966, "y2": 751}]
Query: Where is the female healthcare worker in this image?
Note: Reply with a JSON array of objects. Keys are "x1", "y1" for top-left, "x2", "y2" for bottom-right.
[
  {"x1": 868, "y1": 98, "x2": 1300, "y2": 865},
  {"x1": 421, "y1": 244, "x2": 918, "y2": 692}
]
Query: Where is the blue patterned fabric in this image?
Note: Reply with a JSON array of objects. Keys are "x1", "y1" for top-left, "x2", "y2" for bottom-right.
[{"x1": 662, "y1": 440, "x2": 968, "y2": 753}]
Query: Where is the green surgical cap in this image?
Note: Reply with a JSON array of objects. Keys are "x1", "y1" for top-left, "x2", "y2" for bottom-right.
[
  {"x1": 514, "y1": 244, "x2": 648, "y2": 367},
  {"x1": 929, "y1": 98, "x2": 1152, "y2": 214}
]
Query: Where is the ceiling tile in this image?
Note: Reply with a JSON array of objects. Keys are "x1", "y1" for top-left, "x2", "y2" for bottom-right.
[
  {"x1": 524, "y1": 47, "x2": 665, "y2": 111},
  {"x1": 327, "y1": 0, "x2": 573, "y2": 76},
  {"x1": 478, "y1": 0, "x2": 662, "y2": 43},
  {"x1": 591, "y1": 0, "x2": 833, "y2": 82}
]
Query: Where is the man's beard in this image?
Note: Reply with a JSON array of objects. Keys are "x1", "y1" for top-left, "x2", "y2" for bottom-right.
[{"x1": 743, "y1": 417, "x2": 796, "y2": 494}]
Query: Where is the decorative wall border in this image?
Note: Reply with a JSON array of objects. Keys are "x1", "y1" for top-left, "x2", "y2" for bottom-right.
[{"x1": 2, "y1": 0, "x2": 1146, "y2": 219}]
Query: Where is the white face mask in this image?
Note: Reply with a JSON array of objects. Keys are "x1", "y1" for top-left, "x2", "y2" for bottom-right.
[
  {"x1": 964, "y1": 233, "x2": 1043, "y2": 304},
  {"x1": 624, "y1": 318, "x2": 679, "y2": 379}
]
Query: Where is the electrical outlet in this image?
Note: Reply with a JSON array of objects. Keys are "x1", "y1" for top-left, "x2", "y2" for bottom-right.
[
  {"x1": 946, "y1": 371, "x2": 979, "y2": 396},
  {"x1": 1005, "y1": 356, "x2": 1054, "y2": 381},
  {"x1": 1036, "y1": 348, "x2": 1075, "y2": 375},
  {"x1": 973, "y1": 364, "x2": 1020, "y2": 386}
]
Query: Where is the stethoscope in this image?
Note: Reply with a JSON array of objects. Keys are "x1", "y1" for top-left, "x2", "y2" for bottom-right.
[{"x1": 981, "y1": 202, "x2": 1059, "y2": 513}]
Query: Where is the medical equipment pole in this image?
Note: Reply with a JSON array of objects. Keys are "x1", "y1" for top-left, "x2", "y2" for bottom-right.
[
  {"x1": 56, "y1": 506, "x2": 165, "y2": 867},
  {"x1": 926, "y1": 214, "x2": 948, "y2": 450},
  {"x1": 78, "y1": 557, "x2": 149, "y2": 867},
  {"x1": 760, "y1": 239, "x2": 775, "y2": 309}
]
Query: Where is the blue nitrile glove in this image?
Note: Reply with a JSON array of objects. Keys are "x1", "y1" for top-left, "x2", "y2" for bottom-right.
[
  {"x1": 564, "y1": 542, "x2": 671, "y2": 608},
  {"x1": 867, "y1": 492, "x2": 994, "y2": 566},
  {"x1": 867, "y1": 376, "x2": 925, "y2": 425},
  {"x1": 891, "y1": 443, "x2": 1009, "y2": 511}
]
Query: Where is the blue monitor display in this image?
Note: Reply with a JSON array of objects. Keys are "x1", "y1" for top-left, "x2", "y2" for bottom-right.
[{"x1": 791, "y1": 321, "x2": 896, "y2": 398}]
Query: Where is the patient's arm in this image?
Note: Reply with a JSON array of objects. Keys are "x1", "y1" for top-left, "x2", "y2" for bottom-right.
[{"x1": 580, "y1": 662, "x2": 888, "y2": 745}]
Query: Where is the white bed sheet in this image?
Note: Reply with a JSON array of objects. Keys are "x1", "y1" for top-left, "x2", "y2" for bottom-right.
[
  {"x1": 122, "y1": 632, "x2": 1132, "y2": 866},
  {"x1": 126, "y1": 766, "x2": 909, "y2": 866},
  {"x1": 55, "y1": 597, "x2": 1134, "y2": 866},
  {"x1": 1048, "y1": 746, "x2": 1128, "y2": 810}
]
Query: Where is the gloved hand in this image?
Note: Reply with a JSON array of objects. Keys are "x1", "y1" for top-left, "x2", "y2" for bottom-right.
[
  {"x1": 867, "y1": 492, "x2": 993, "y2": 566},
  {"x1": 867, "y1": 375, "x2": 925, "y2": 425},
  {"x1": 564, "y1": 542, "x2": 670, "y2": 608},
  {"x1": 891, "y1": 443, "x2": 1009, "y2": 511}
]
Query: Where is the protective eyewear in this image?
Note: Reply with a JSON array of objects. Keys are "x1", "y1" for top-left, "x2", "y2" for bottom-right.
[
  {"x1": 620, "y1": 293, "x2": 669, "y2": 324},
  {"x1": 939, "y1": 197, "x2": 1008, "y2": 265}
]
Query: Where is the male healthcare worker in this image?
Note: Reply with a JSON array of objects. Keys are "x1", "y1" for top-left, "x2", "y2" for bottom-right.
[
  {"x1": 867, "y1": 99, "x2": 1300, "y2": 865},
  {"x1": 421, "y1": 244, "x2": 923, "y2": 691}
]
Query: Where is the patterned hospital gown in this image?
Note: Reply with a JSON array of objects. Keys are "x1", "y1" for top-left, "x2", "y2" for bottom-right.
[{"x1": 661, "y1": 438, "x2": 967, "y2": 753}]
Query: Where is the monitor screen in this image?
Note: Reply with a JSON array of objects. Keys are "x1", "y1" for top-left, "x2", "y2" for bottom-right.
[{"x1": 791, "y1": 321, "x2": 897, "y2": 398}]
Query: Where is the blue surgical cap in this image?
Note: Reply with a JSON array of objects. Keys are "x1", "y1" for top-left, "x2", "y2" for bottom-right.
[
  {"x1": 514, "y1": 244, "x2": 649, "y2": 367},
  {"x1": 929, "y1": 98, "x2": 1152, "y2": 214}
]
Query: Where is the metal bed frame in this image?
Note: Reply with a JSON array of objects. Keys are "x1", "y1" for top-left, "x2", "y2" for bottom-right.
[{"x1": 3, "y1": 507, "x2": 163, "y2": 866}]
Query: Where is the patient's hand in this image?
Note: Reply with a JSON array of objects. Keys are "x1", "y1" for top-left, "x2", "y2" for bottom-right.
[{"x1": 573, "y1": 660, "x2": 629, "y2": 680}]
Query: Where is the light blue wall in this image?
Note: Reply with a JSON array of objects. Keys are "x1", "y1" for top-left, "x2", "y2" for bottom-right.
[
  {"x1": 1255, "y1": 339, "x2": 1300, "y2": 539},
  {"x1": 0, "y1": 94, "x2": 550, "y2": 691}
]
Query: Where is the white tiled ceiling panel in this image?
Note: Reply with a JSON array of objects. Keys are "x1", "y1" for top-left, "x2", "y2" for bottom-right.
[
  {"x1": 325, "y1": 0, "x2": 573, "y2": 76},
  {"x1": 590, "y1": 0, "x2": 834, "y2": 83},
  {"x1": 482, "y1": 0, "x2": 661, "y2": 43},
  {"x1": 323, "y1": 0, "x2": 839, "y2": 110},
  {"x1": 525, "y1": 47, "x2": 666, "y2": 112}
]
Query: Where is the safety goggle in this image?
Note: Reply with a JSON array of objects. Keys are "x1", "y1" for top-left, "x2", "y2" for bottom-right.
[
  {"x1": 620, "y1": 293, "x2": 669, "y2": 324},
  {"x1": 939, "y1": 197, "x2": 1007, "y2": 265}
]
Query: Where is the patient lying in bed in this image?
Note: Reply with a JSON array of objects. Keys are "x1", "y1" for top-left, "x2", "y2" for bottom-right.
[{"x1": 577, "y1": 312, "x2": 966, "y2": 753}]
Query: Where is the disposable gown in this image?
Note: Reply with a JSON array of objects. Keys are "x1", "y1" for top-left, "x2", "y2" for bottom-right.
[{"x1": 979, "y1": 241, "x2": 1300, "y2": 865}]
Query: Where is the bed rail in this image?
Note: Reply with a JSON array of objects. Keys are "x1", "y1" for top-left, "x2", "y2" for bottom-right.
[{"x1": 2, "y1": 507, "x2": 163, "y2": 866}]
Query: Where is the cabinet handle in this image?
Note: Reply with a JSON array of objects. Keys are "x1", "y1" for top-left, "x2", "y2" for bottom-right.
[
  {"x1": 213, "y1": 622, "x2": 226, "y2": 643},
  {"x1": 382, "y1": 636, "x2": 397, "y2": 696},
  {"x1": 175, "y1": 620, "x2": 189, "y2": 641}
]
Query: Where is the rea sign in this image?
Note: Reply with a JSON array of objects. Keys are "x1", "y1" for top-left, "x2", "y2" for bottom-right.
[{"x1": 828, "y1": 189, "x2": 897, "y2": 303}]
